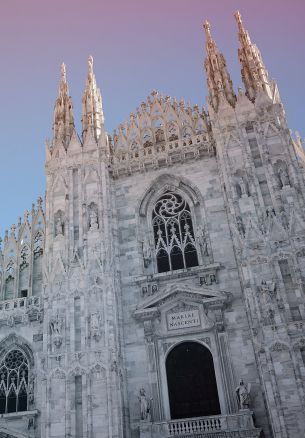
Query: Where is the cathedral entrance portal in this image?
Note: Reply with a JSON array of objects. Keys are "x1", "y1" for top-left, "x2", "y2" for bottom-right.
[{"x1": 166, "y1": 341, "x2": 221, "y2": 419}]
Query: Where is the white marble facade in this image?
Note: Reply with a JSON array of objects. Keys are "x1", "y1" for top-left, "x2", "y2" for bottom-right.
[{"x1": 0, "y1": 11, "x2": 305, "y2": 438}]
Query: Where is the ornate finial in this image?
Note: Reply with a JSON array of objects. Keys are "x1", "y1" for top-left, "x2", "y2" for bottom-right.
[
  {"x1": 88, "y1": 55, "x2": 94, "y2": 75},
  {"x1": 61, "y1": 62, "x2": 66, "y2": 81},
  {"x1": 151, "y1": 90, "x2": 158, "y2": 98},
  {"x1": 234, "y1": 10, "x2": 242, "y2": 26},
  {"x1": 203, "y1": 20, "x2": 211, "y2": 39}
]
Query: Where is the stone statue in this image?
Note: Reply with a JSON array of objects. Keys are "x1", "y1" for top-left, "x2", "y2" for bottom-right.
[
  {"x1": 89, "y1": 208, "x2": 99, "y2": 231},
  {"x1": 260, "y1": 280, "x2": 277, "y2": 303},
  {"x1": 266, "y1": 307, "x2": 275, "y2": 325},
  {"x1": 50, "y1": 314, "x2": 63, "y2": 348},
  {"x1": 28, "y1": 373, "x2": 35, "y2": 405},
  {"x1": 281, "y1": 211, "x2": 289, "y2": 229},
  {"x1": 90, "y1": 312, "x2": 101, "y2": 341},
  {"x1": 278, "y1": 167, "x2": 290, "y2": 188},
  {"x1": 50, "y1": 314, "x2": 62, "y2": 335},
  {"x1": 196, "y1": 225, "x2": 209, "y2": 256},
  {"x1": 55, "y1": 217, "x2": 63, "y2": 236},
  {"x1": 239, "y1": 178, "x2": 248, "y2": 197},
  {"x1": 142, "y1": 239, "x2": 152, "y2": 267},
  {"x1": 236, "y1": 216, "x2": 245, "y2": 237},
  {"x1": 236, "y1": 379, "x2": 251, "y2": 409},
  {"x1": 27, "y1": 417, "x2": 35, "y2": 430},
  {"x1": 138, "y1": 388, "x2": 150, "y2": 420}
]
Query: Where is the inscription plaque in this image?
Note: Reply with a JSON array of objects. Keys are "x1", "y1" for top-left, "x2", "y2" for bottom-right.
[{"x1": 167, "y1": 309, "x2": 200, "y2": 330}]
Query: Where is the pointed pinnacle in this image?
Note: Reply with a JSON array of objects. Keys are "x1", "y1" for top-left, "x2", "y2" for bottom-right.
[
  {"x1": 61, "y1": 62, "x2": 66, "y2": 81},
  {"x1": 234, "y1": 10, "x2": 242, "y2": 26},
  {"x1": 203, "y1": 20, "x2": 212, "y2": 40},
  {"x1": 234, "y1": 11, "x2": 248, "y2": 37},
  {"x1": 88, "y1": 55, "x2": 94, "y2": 75}
]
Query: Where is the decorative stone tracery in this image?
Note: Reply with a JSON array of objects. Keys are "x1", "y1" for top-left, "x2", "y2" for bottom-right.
[
  {"x1": 0, "y1": 348, "x2": 33, "y2": 414},
  {"x1": 152, "y1": 191, "x2": 198, "y2": 273}
]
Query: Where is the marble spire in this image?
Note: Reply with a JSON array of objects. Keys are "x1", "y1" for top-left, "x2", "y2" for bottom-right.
[
  {"x1": 235, "y1": 11, "x2": 272, "y2": 101},
  {"x1": 53, "y1": 63, "x2": 74, "y2": 147},
  {"x1": 82, "y1": 55, "x2": 104, "y2": 141},
  {"x1": 203, "y1": 20, "x2": 236, "y2": 112}
]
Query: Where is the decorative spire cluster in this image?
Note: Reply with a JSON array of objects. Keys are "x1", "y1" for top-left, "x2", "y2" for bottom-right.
[
  {"x1": 203, "y1": 21, "x2": 236, "y2": 112},
  {"x1": 81, "y1": 56, "x2": 104, "y2": 141},
  {"x1": 234, "y1": 11, "x2": 272, "y2": 101},
  {"x1": 203, "y1": 12, "x2": 275, "y2": 111},
  {"x1": 53, "y1": 63, "x2": 74, "y2": 147}
]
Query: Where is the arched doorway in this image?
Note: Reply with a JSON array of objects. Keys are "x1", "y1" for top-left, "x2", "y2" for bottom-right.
[{"x1": 166, "y1": 341, "x2": 221, "y2": 419}]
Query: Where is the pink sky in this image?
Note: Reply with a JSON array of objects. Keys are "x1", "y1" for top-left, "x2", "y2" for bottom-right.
[{"x1": 0, "y1": 0, "x2": 304, "y2": 232}]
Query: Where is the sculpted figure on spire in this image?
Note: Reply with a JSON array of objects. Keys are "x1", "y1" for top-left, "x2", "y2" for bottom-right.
[
  {"x1": 235, "y1": 11, "x2": 272, "y2": 101},
  {"x1": 82, "y1": 55, "x2": 104, "y2": 141},
  {"x1": 53, "y1": 62, "x2": 74, "y2": 147},
  {"x1": 203, "y1": 20, "x2": 236, "y2": 112}
]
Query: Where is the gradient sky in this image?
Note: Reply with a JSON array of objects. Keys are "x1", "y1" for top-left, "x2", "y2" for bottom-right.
[{"x1": 0, "y1": 0, "x2": 304, "y2": 235}]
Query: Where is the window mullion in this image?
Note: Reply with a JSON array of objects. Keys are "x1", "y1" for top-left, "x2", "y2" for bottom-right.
[
  {"x1": 165, "y1": 219, "x2": 173, "y2": 271},
  {"x1": 178, "y1": 214, "x2": 186, "y2": 268}
]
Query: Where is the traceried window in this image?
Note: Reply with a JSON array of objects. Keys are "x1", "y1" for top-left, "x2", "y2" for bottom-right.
[
  {"x1": 152, "y1": 192, "x2": 198, "y2": 273},
  {"x1": 0, "y1": 349, "x2": 29, "y2": 413}
]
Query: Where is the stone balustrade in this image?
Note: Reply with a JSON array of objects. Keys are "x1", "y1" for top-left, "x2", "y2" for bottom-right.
[
  {"x1": 140, "y1": 411, "x2": 261, "y2": 438},
  {"x1": 0, "y1": 296, "x2": 41, "y2": 312},
  {"x1": 0, "y1": 296, "x2": 42, "y2": 325},
  {"x1": 111, "y1": 133, "x2": 215, "y2": 177},
  {"x1": 168, "y1": 416, "x2": 222, "y2": 435}
]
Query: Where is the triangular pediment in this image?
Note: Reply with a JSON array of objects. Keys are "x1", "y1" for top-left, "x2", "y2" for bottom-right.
[{"x1": 135, "y1": 283, "x2": 230, "y2": 314}]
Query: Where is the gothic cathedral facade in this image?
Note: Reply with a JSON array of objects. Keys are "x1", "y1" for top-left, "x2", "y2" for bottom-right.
[{"x1": 0, "y1": 11, "x2": 305, "y2": 438}]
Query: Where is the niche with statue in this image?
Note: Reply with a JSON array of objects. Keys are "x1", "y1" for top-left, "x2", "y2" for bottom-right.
[{"x1": 88, "y1": 202, "x2": 99, "y2": 232}]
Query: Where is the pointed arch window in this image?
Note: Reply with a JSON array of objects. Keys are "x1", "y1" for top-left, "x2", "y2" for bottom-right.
[
  {"x1": 152, "y1": 192, "x2": 198, "y2": 273},
  {"x1": 0, "y1": 349, "x2": 29, "y2": 413}
]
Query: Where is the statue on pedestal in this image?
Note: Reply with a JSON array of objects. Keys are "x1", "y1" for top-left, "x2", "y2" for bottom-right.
[
  {"x1": 236, "y1": 379, "x2": 251, "y2": 409},
  {"x1": 55, "y1": 217, "x2": 63, "y2": 236},
  {"x1": 138, "y1": 388, "x2": 150, "y2": 421},
  {"x1": 142, "y1": 239, "x2": 152, "y2": 268},
  {"x1": 89, "y1": 209, "x2": 99, "y2": 231},
  {"x1": 278, "y1": 167, "x2": 290, "y2": 188},
  {"x1": 196, "y1": 225, "x2": 209, "y2": 256}
]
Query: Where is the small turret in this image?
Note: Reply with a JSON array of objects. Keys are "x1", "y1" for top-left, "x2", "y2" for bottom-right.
[
  {"x1": 235, "y1": 11, "x2": 272, "y2": 101},
  {"x1": 53, "y1": 63, "x2": 74, "y2": 148},
  {"x1": 203, "y1": 20, "x2": 236, "y2": 112},
  {"x1": 81, "y1": 56, "x2": 104, "y2": 141}
]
